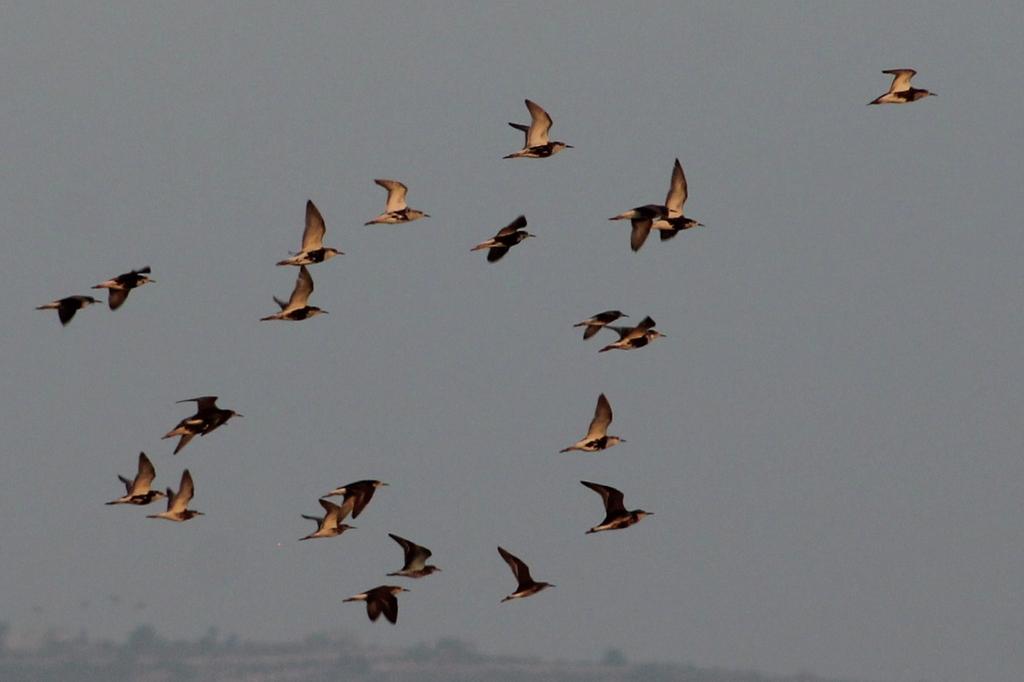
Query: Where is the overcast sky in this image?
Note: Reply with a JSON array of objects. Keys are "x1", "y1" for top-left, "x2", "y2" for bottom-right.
[{"x1": 2, "y1": 3, "x2": 1024, "y2": 681}]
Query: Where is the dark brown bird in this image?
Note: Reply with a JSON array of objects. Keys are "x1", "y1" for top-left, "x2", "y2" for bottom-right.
[
  {"x1": 323, "y1": 480, "x2": 388, "y2": 519},
  {"x1": 580, "y1": 481, "x2": 653, "y2": 534},
  {"x1": 386, "y1": 534, "x2": 441, "y2": 578},
  {"x1": 92, "y1": 267, "x2": 154, "y2": 310},
  {"x1": 106, "y1": 452, "x2": 166, "y2": 506},
  {"x1": 471, "y1": 215, "x2": 535, "y2": 262},
  {"x1": 573, "y1": 310, "x2": 627, "y2": 340},
  {"x1": 498, "y1": 546, "x2": 553, "y2": 602},
  {"x1": 598, "y1": 316, "x2": 665, "y2": 352},
  {"x1": 343, "y1": 585, "x2": 409, "y2": 624},
  {"x1": 162, "y1": 396, "x2": 243, "y2": 455},
  {"x1": 36, "y1": 295, "x2": 100, "y2": 326}
]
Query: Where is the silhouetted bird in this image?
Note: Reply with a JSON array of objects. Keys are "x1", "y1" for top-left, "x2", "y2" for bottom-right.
[
  {"x1": 299, "y1": 498, "x2": 356, "y2": 541},
  {"x1": 324, "y1": 480, "x2": 388, "y2": 519},
  {"x1": 260, "y1": 265, "x2": 327, "y2": 321},
  {"x1": 471, "y1": 215, "x2": 534, "y2": 262},
  {"x1": 364, "y1": 179, "x2": 429, "y2": 225},
  {"x1": 498, "y1": 546, "x2": 553, "y2": 602},
  {"x1": 277, "y1": 200, "x2": 343, "y2": 266},
  {"x1": 106, "y1": 452, "x2": 166, "y2": 506},
  {"x1": 504, "y1": 99, "x2": 573, "y2": 159},
  {"x1": 574, "y1": 310, "x2": 627, "y2": 340},
  {"x1": 869, "y1": 69, "x2": 936, "y2": 104},
  {"x1": 598, "y1": 316, "x2": 665, "y2": 352},
  {"x1": 92, "y1": 267, "x2": 154, "y2": 310},
  {"x1": 343, "y1": 585, "x2": 409, "y2": 624},
  {"x1": 386, "y1": 534, "x2": 441, "y2": 578},
  {"x1": 560, "y1": 393, "x2": 625, "y2": 453},
  {"x1": 162, "y1": 396, "x2": 242, "y2": 455},
  {"x1": 580, "y1": 481, "x2": 653, "y2": 534},
  {"x1": 146, "y1": 469, "x2": 203, "y2": 522},
  {"x1": 36, "y1": 295, "x2": 100, "y2": 326}
]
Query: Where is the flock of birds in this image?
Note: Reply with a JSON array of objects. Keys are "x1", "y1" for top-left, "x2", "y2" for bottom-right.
[{"x1": 38, "y1": 69, "x2": 935, "y2": 625}]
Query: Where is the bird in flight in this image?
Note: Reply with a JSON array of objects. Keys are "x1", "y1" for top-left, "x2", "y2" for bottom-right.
[
  {"x1": 504, "y1": 99, "x2": 573, "y2": 159},
  {"x1": 343, "y1": 585, "x2": 409, "y2": 624},
  {"x1": 146, "y1": 469, "x2": 203, "y2": 522},
  {"x1": 36, "y1": 295, "x2": 100, "y2": 326},
  {"x1": 386, "y1": 533, "x2": 442, "y2": 578},
  {"x1": 498, "y1": 546, "x2": 553, "y2": 602},
  {"x1": 471, "y1": 215, "x2": 535, "y2": 262},
  {"x1": 162, "y1": 396, "x2": 242, "y2": 455},
  {"x1": 105, "y1": 452, "x2": 166, "y2": 506},
  {"x1": 580, "y1": 481, "x2": 653, "y2": 534},
  {"x1": 364, "y1": 179, "x2": 429, "y2": 225},
  {"x1": 323, "y1": 480, "x2": 388, "y2": 519},
  {"x1": 560, "y1": 393, "x2": 625, "y2": 453},
  {"x1": 92, "y1": 267, "x2": 154, "y2": 310},
  {"x1": 260, "y1": 265, "x2": 328, "y2": 321},
  {"x1": 276, "y1": 200, "x2": 343, "y2": 266},
  {"x1": 598, "y1": 316, "x2": 666, "y2": 352},
  {"x1": 299, "y1": 498, "x2": 356, "y2": 541},
  {"x1": 868, "y1": 69, "x2": 936, "y2": 105},
  {"x1": 651, "y1": 158, "x2": 705, "y2": 241},
  {"x1": 574, "y1": 310, "x2": 627, "y2": 340}
]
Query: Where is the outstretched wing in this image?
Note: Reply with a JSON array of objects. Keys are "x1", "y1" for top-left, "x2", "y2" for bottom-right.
[
  {"x1": 883, "y1": 68, "x2": 917, "y2": 93},
  {"x1": 286, "y1": 266, "x2": 315, "y2": 309},
  {"x1": 664, "y1": 158, "x2": 689, "y2": 215},
  {"x1": 301, "y1": 200, "x2": 327, "y2": 251},
  {"x1": 375, "y1": 179, "x2": 409, "y2": 212},
  {"x1": 498, "y1": 546, "x2": 534, "y2": 587},
  {"x1": 495, "y1": 215, "x2": 528, "y2": 238},
  {"x1": 131, "y1": 452, "x2": 157, "y2": 494},
  {"x1": 585, "y1": 393, "x2": 613, "y2": 439},
  {"x1": 524, "y1": 99, "x2": 552, "y2": 147},
  {"x1": 581, "y1": 480, "x2": 626, "y2": 514}
]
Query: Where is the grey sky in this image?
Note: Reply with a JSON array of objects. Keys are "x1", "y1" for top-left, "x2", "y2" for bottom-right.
[{"x1": 2, "y1": 2, "x2": 1023, "y2": 681}]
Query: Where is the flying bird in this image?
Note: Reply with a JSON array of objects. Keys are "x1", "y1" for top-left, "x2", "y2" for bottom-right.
[
  {"x1": 299, "y1": 498, "x2": 356, "y2": 541},
  {"x1": 386, "y1": 534, "x2": 441, "y2": 578},
  {"x1": 503, "y1": 99, "x2": 573, "y2": 159},
  {"x1": 471, "y1": 215, "x2": 535, "y2": 262},
  {"x1": 92, "y1": 267, "x2": 154, "y2": 310},
  {"x1": 36, "y1": 295, "x2": 100, "y2": 326},
  {"x1": 869, "y1": 69, "x2": 936, "y2": 104},
  {"x1": 260, "y1": 265, "x2": 328, "y2": 321},
  {"x1": 323, "y1": 480, "x2": 388, "y2": 519},
  {"x1": 343, "y1": 585, "x2": 409, "y2": 624},
  {"x1": 106, "y1": 452, "x2": 166, "y2": 506},
  {"x1": 560, "y1": 393, "x2": 625, "y2": 453},
  {"x1": 364, "y1": 179, "x2": 429, "y2": 225},
  {"x1": 598, "y1": 316, "x2": 665, "y2": 353},
  {"x1": 573, "y1": 310, "x2": 627, "y2": 340},
  {"x1": 651, "y1": 158, "x2": 705, "y2": 241},
  {"x1": 498, "y1": 546, "x2": 553, "y2": 602},
  {"x1": 276, "y1": 200, "x2": 343, "y2": 266},
  {"x1": 146, "y1": 469, "x2": 203, "y2": 522},
  {"x1": 162, "y1": 396, "x2": 242, "y2": 455},
  {"x1": 580, "y1": 481, "x2": 653, "y2": 534}
]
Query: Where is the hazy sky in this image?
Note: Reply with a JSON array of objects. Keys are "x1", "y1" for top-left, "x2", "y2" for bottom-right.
[{"x1": 3, "y1": 3, "x2": 1024, "y2": 681}]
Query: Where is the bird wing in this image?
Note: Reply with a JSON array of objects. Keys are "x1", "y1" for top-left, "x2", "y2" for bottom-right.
[
  {"x1": 486, "y1": 247, "x2": 510, "y2": 263},
  {"x1": 495, "y1": 215, "x2": 528, "y2": 238},
  {"x1": 508, "y1": 121, "x2": 531, "y2": 146},
  {"x1": 380, "y1": 593, "x2": 399, "y2": 624},
  {"x1": 318, "y1": 498, "x2": 344, "y2": 526},
  {"x1": 664, "y1": 158, "x2": 689, "y2": 215},
  {"x1": 498, "y1": 546, "x2": 534, "y2": 586},
  {"x1": 177, "y1": 396, "x2": 219, "y2": 412},
  {"x1": 345, "y1": 482, "x2": 377, "y2": 519},
  {"x1": 585, "y1": 393, "x2": 613, "y2": 439},
  {"x1": 131, "y1": 452, "x2": 157, "y2": 494},
  {"x1": 390, "y1": 533, "x2": 431, "y2": 570},
  {"x1": 375, "y1": 179, "x2": 409, "y2": 212},
  {"x1": 301, "y1": 200, "x2": 327, "y2": 251},
  {"x1": 173, "y1": 469, "x2": 195, "y2": 512},
  {"x1": 524, "y1": 99, "x2": 552, "y2": 147},
  {"x1": 581, "y1": 481, "x2": 626, "y2": 514},
  {"x1": 286, "y1": 266, "x2": 315, "y2": 309},
  {"x1": 636, "y1": 316, "x2": 657, "y2": 331},
  {"x1": 630, "y1": 218, "x2": 653, "y2": 252},
  {"x1": 57, "y1": 300, "x2": 77, "y2": 325},
  {"x1": 367, "y1": 597, "x2": 383, "y2": 622},
  {"x1": 884, "y1": 69, "x2": 917, "y2": 93},
  {"x1": 107, "y1": 288, "x2": 130, "y2": 310}
]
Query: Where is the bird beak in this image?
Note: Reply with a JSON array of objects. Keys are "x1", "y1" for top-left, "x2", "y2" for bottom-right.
[
  {"x1": 235, "y1": 414, "x2": 244, "y2": 418},
  {"x1": 565, "y1": 145, "x2": 574, "y2": 148}
]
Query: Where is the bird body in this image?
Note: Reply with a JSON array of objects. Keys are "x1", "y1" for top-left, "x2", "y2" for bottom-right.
[
  {"x1": 343, "y1": 585, "x2": 408, "y2": 624},
  {"x1": 498, "y1": 546, "x2": 553, "y2": 602},
  {"x1": 386, "y1": 533, "x2": 441, "y2": 578},
  {"x1": 277, "y1": 200, "x2": 343, "y2": 266},
  {"x1": 504, "y1": 100, "x2": 572, "y2": 158},
  {"x1": 36, "y1": 295, "x2": 100, "y2": 326},
  {"x1": 162, "y1": 396, "x2": 242, "y2": 455},
  {"x1": 869, "y1": 69, "x2": 936, "y2": 104},
  {"x1": 471, "y1": 215, "x2": 534, "y2": 262},
  {"x1": 365, "y1": 179, "x2": 429, "y2": 225},
  {"x1": 580, "y1": 481, "x2": 652, "y2": 534},
  {"x1": 106, "y1": 452, "x2": 166, "y2": 506},
  {"x1": 92, "y1": 267, "x2": 153, "y2": 310},
  {"x1": 146, "y1": 469, "x2": 203, "y2": 522},
  {"x1": 574, "y1": 310, "x2": 627, "y2": 340},
  {"x1": 560, "y1": 393, "x2": 625, "y2": 453},
  {"x1": 260, "y1": 265, "x2": 327, "y2": 321}
]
